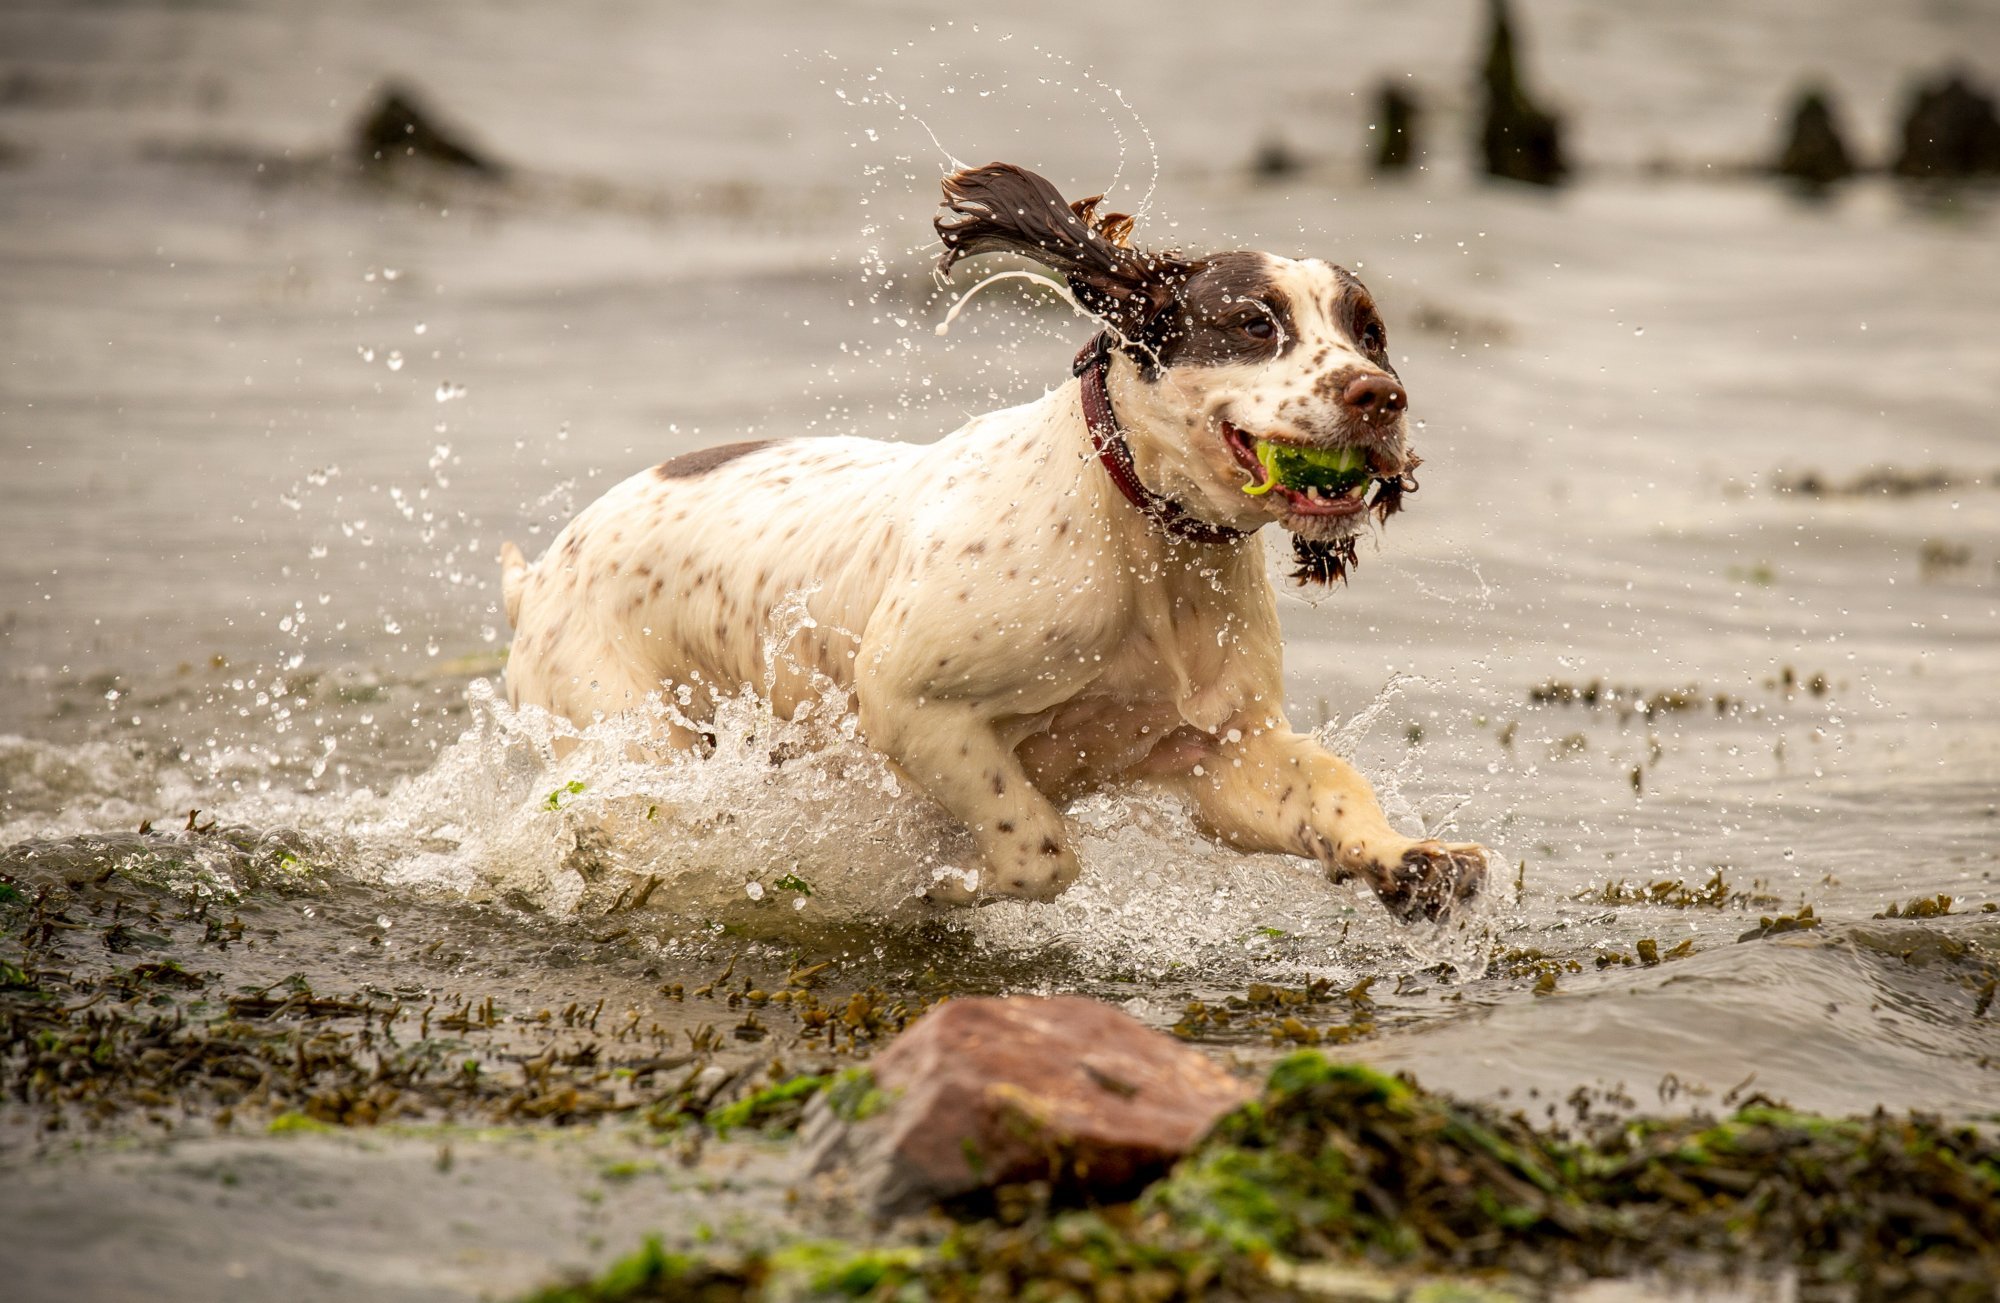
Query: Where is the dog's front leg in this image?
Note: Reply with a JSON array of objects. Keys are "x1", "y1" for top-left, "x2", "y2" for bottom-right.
[
  {"x1": 1173, "y1": 727, "x2": 1486, "y2": 920},
  {"x1": 857, "y1": 696, "x2": 1079, "y2": 903}
]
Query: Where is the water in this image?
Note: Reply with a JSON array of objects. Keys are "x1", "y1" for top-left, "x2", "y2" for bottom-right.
[{"x1": 5, "y1": 0, "x2": 1999, "y2": 1161}]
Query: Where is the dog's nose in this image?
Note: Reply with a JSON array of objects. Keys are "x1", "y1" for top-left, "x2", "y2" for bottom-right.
[{"x1": 1341, "y1": 373, "x2": 1406, "y2": 417}]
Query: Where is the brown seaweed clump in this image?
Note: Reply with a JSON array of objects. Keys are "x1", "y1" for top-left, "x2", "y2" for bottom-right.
[{"x1": 0, "y1": 843, "x2": 931, "y2": 1145}]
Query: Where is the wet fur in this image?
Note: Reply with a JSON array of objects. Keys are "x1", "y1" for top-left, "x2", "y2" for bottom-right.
[{"x1": 500, "y1": 163, "x2": 1486, "y2": 919}]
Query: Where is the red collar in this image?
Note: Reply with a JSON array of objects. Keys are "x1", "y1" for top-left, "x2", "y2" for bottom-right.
[{"x1": 1073, "y1": 334, "x2": 1250, "y2": 547}]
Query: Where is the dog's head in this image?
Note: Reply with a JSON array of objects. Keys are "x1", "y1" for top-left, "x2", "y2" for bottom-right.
[{"x1": 936, "y1": 162, "x2": 1417, "y2": 583}]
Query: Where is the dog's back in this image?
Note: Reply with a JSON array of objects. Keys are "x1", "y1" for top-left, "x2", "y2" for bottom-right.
[
  {"x1": 500, "y1": 398, "x2": 1068, "y2": 734},
  {"x1": 503, "y1": 438, "x2": 886, "y2": 728}
]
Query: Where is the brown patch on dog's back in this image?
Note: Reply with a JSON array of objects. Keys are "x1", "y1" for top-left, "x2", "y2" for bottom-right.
[{"x1": 654, "y1": 440, "x2": 777, "y2": 481}]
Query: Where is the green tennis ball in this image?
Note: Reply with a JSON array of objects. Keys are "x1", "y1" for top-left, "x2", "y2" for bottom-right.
[{"x1": 1242, "y1": 440, "x2": 1370, "y2": 496}]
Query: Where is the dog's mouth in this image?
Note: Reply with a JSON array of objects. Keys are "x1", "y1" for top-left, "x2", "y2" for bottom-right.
[{"x1": 1220, "y1": 423, "x2": 1393, "y2": 518}]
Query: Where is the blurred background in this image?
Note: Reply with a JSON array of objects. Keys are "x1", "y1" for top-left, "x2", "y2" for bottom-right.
[
  {"x1": 3, "y1": 0, "x2": 1995, "y2": 697},
  {"x1": 1, "y1": 0, "x2": 1998, "y2": 1111}
]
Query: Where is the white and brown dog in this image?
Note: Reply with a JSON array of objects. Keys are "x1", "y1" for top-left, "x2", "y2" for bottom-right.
[{"x1": 500, "y1": 162, "x2": 1487, "y2": 920}]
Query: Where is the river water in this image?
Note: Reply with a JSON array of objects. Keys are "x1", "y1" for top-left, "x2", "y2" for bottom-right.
[{"x1": 4, "y1": 0, "x2": 1998, "y2": 1188}]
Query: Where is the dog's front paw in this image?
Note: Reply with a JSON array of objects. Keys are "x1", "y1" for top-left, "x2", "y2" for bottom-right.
[{"x1": 1356, "y1": 839, "x2": 1487, "y2": 922}]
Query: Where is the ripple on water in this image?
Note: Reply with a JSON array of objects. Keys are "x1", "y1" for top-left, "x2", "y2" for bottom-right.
[{"x1": 1364, "y1": 915, "x2": 2000, "y2": 1119}]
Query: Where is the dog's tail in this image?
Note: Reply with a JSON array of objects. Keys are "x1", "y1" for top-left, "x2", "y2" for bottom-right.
[{"x1": 499, "y1": 541, "x2": 530, "y2": 629}]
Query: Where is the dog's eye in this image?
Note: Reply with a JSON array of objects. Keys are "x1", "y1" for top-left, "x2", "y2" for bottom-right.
[
  {"x1": 1359, "y1": 321, "x2": 1386, "y2": 352},
  {"x1": 1242, "y1": 316, "x2": 1276, "y2": 341}
]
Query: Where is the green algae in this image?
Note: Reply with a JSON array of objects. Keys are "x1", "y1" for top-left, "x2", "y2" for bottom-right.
[
  {"x1": 703, "y1": 1072, "x2": 830, "y2": 1137},
  {"x1": 528, "y1": 1214, "x2": 1255, "y2": 1302},
  {"x1": 1147, "y1": 1056, "x2": 1578, "y2": 1264},
  {"x1": 520, "y1": 1236, "x2": 751, "y2": 1302},
  {"x1": 822, "y1": 1067, "x2": 889, "y2": 1123},
  {"x1": 532, "y1": 1050, "x2": 2000, "y2": 1301},
  {"x1": 266, "y1": 1110, "x2": 337, "y2": 1135},
  {"x1": 1150, "y1": 1052, "x2": 2000, "y2": 1293}
]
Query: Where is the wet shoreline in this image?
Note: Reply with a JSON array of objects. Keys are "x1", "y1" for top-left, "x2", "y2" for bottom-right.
[{"x1": 5, "y1": 829, "x2": 1995, "y2": 1300}]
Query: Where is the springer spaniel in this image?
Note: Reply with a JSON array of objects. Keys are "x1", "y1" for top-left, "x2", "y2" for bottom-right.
[{"x1": 500, "y1": 162, "x2": 1487, "y2": 920}]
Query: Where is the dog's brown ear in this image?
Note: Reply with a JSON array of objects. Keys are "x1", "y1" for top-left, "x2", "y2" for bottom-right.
[{"x1": 935, "y1": 162, "x2": 1185, "y2": 341}]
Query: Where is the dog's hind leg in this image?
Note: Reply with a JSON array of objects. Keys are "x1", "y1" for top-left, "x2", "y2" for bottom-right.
[
  {"x1": 513, "y1": 638, "x2": 712, "y2": 762},
  {"x1": 1167, "y1": 727, "x2": 1486, "y2": 921}
]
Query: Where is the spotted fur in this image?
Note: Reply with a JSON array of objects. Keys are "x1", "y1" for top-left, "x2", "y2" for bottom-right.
[{"x1": 500, "y1": 163, "x2": 1486, "y2": 918}]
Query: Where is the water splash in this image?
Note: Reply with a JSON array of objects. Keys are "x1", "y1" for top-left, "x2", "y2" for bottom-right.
[{"x1": 279, "y1": 648, "x2": 1502, "y2": 984}]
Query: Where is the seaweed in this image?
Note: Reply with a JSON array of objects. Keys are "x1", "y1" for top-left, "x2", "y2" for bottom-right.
[
  {"x1": 1172, "y1": 977, "x2": 1379, "y2": 1046},
  {"x1": 1150, "y1": 1052, "x2": 2000, "y2": 1293},
  {"x1": 1148, "y1": 1056, "x2": 1580, "y2": 1264},
  {"x1": 1877, "y1": 893, "x2": 1955, "y2": 920},
  {"x1": 521, "y1": 1236, "x2": 762, "y2": 1303},
  {"x1": 1528, "y1": 678, "x2": 1733, "y2": 722},
  {"x1": 1737, "y1": 904, "x2": 1821, "y2": 942},
  {"x1": 703, "y1": 1071, "x2": 829, "y2": 1137},
  {"x1": 1575, "y1": 869, "x2": 1780, "y2": 911},
  {"x1": 0, "y1": 862, "x2": 935, "y2": 1141},
  {"x1": 1594, "y1": 937, "x2": 1694, "y2": 969},
  {"x1": 1920, "y1": 540, "x2": 1974, "y2": 577},
  {"x1": 517, "y1": 1046, "x2": 2000, "y2": 1301},
  {"x1": 525, "y1": 1216, "x2": 1266, "y2": 1302},
  {"x1": 822, "y1": 1066, "x2": 889, "y2": 1123},
  {"x1": 1775, "y1": 466, "x2": 1983, "y2": 498}
]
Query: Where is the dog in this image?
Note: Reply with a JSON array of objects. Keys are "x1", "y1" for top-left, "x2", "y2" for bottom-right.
[{"x1": 499, "y1": 162, "x2": 1487, "y2": 920}]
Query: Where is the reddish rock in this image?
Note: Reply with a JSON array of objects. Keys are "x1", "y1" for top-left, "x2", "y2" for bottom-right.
[{"x1": 803, "y1": 995, "x2": 1254, "y2": 1214}]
